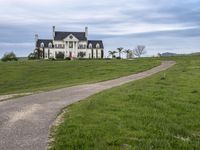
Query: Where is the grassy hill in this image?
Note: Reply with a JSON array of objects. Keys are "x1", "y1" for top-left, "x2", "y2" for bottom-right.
[
  {"x1": 0, "y1": 59, "x2": 160, "y2": 95},
  {"x1": 50, "y1": 55, "x2": 200, "y2": 150}
]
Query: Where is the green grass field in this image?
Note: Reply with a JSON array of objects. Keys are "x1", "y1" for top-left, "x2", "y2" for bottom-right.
[
  {"x1": 50, "y1": 56, "x2": 200, "y2": 150},
  {"x1": 0, "y1": 59, "x2": 160, "y2": 95}
]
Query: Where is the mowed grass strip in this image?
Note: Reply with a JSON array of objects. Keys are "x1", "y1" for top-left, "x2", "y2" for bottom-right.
[
  {"x1": 50, "y1": 56, "x2": 200, "y2": 150},
  {"x1": 0, "y1": 59, "x2": 160, "y2": 95}
]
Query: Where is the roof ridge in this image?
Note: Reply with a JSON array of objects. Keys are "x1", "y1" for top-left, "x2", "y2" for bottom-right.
[{"x1": 54, "y1": 31, "x2": 87, "y2": 41}]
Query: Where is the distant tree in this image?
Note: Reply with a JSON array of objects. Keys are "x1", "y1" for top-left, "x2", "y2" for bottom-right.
[
  {"x1": 78, "y1": 52, "x2": 86, "y2": 58},
  {"x1": 117, "y1": 47, "x2": 123, "y2": 59},
  {"x1": 134, "y1": 45, "x2": 146, "y2": 57},
  {"x1": 1, "y1": 52, "x2": 18, "y2": 62},
  {"x1": 108, "y1": 51, "x2": 117, "y2": 59},
  {"x1": 123, "y1": 49, "x2": 132, "y2": 59},
  {"x1": 157, "y1": 53, "x2": 161, "y2": 57}
]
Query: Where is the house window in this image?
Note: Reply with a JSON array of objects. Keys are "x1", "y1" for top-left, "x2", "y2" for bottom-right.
[
  {"x1": 55, "y1": 44, "x2": 63, "y2": 49},
  {"x1": 48, "y1": 43, "x2": 52, "y2": 48},
  {"x1": 96, "y1": 43, "x2": 100, "y2": 49},
  {"x1": 83, "y1": 44, "x2": 86, "y2": 49},
  {"x1": 69, "y1": 42, "x2": 73, "y2": 48},
  {"x1": 69, "y1": 35, "x2": 73, "y2": 39},
  {"x1": 40, "y1": 42, "x2": 44, "y2": 48},
  {"x1": 45, "y1": 52, "x2": 48, "y2": 58},
  {"x1": 79, "y1": 44, "x2": 84, "y2": 49}
]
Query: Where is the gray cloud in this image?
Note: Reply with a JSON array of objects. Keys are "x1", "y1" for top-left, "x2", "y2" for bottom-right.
[{"x1": 0, "y1": 0, "x2": 200, "y2": 57}]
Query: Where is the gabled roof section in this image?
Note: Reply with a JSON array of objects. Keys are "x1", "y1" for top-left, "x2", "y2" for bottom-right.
[
  {"x1": 87, "y1": 40, "x2": 104, "y2": 49},
  {"x1": 54, "y1": 32, "x2": 87, "y2": 41},
  {"x1": 36, "y1": 39, "x2": 53, "y2": 48}
]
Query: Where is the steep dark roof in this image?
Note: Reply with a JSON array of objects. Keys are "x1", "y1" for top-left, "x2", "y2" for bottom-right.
[
  {"x1": 36, "y1": 39, "x2": 53, "y2": 48},
  {"x1": 87, "y1": 40, "x2": 104, "y2": 49},
  {"x1": 54, "y1": 32, "x2": 87, "y2": 41}
]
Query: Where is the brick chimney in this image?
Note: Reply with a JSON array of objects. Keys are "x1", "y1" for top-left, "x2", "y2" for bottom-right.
[
  {"x1": 35, "y1": 34, "x2": 38, "y2": 47},
  {"x1": 53, "y1": 26, "x2": 55, "y2": 39}
]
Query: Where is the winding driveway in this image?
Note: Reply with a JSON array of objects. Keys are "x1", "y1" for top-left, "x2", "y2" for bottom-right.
[{"x1": 0, "y1": 61, "x2": 175, "y2": 150}]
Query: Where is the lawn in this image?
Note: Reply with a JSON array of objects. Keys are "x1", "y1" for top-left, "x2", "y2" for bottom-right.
[
  {"x1": 50, "y1": 55, "x2": 200, "y2": 150},
  {"x1": 0, "y1": 58, "x2": 160, "y2": 95}
]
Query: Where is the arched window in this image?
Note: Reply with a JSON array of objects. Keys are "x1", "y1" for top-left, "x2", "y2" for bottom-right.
[
  {"x1": 96, "y1": 43, "x2": 100, "y2": 49},
  {"x1": 79, "y1": 44, "x2": 83, "y2": 49},
  {"x1": 89, "y1": 43, "x2": 92, "y2": 49},
  {"x1": 48, "y1": 42, "x2": 52, "y2": 48},
  {"x1": 40, "y1": 42, "x2": 44, "y2": 48}
]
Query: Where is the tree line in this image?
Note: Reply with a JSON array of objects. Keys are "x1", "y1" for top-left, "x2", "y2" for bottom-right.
[
  {"x1": 109, "y1": 45, "x2": 146, "y2": 59},
  {"x1": 0, "y1": 45, "x2": 146, "y2": 61}
]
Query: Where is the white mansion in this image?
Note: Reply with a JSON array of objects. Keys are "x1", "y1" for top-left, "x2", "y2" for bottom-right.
[{"x1": 35, "y1": 26, "x2": 104, "y2": 59}]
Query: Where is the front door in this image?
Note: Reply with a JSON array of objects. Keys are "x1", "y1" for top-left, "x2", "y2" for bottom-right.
[{"x1": 69, "y1": 52, "x2": 72, "y2": 58}]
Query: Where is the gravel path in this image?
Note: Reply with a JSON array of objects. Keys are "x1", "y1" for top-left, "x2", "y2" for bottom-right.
[{"x1": 0, "y1": 61, "x2": 175, "y2": 150}]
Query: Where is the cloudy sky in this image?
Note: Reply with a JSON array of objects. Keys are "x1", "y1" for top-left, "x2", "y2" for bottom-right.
[{"x1": 0, "y1": 0, "x2": 200, "y2": 57}]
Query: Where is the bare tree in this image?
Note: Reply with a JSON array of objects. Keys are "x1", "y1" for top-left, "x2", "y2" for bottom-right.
[{"x1": 134, "y1": 45, "x2": 146, "y2": 57}]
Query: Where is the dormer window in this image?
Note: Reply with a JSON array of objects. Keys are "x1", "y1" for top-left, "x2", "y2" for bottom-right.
[
  {"x1": 48, "y1": 43, "x2": 52, "y2": 48},
  {"x1": 96, "y1": 43, "x2": 100, "y2": 49},
  {"x1": 89, "y1": 43, "x2": 92, "y2": 49},
  {"x1": 40, "y1": 42, "x2": 44, "y2": 48}
]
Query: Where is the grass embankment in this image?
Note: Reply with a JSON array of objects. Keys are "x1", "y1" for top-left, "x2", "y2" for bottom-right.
[
  {"x1": 0, "y1": 59, "x2": 160, "y2": 95},
  {"x1": 50, "y1": 56, "x2": 200, "y2": 150}
]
